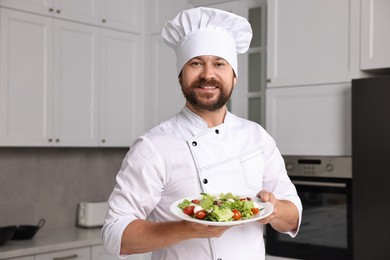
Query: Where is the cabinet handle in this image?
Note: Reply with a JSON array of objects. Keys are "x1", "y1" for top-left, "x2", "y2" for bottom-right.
[
  {"x1": 56, "y1": 9, "x2": 61, "y2": 14},
  {"x1": 49, "y1": 8, "x2": 54, "y2": 12},
  {"x1": 48, "y1": 138, "x2": 53, "y2": 142},
  {"x1": 55, "y1": 138, "x2": 60, "y2": 143},
  {"x1": 101, "y1": 139, "x2": 106, "y2": 143},
  {"x1": 53, "y1": 254, "x2": 78, "y2": 260},
  {"x1": 102, "y1": 19, "x2": 106, "y2": 23},
  {"x1": 267, "y1": 79, "x2": 271, "y2": 83}
]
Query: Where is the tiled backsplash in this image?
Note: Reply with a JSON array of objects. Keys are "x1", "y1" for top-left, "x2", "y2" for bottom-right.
[{"x1": 0, "y1": 147, "x2": 128, "y2": 229}]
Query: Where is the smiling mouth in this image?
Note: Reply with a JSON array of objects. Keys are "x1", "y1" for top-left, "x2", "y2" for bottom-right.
[{"x1": 199, "y1": 85, "x2": 217, "y2": 89}]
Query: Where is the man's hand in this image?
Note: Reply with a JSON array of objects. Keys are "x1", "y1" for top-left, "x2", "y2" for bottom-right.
[{"x1": 255, "y1": 190, "x2": 299, "y2": 233}]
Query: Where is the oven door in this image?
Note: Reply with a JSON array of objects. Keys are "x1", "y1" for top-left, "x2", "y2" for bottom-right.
[{"x1": 266, "y1": 177, "x2": 353, "y2": 260}]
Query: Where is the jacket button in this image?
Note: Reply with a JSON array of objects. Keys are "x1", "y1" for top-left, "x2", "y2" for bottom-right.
[
  {"x1": 217, "y1": 258, "x2": 222, "y2": 260},
  {"x1": 203, "y1": 179, "x2": 208, "y2": 184},
  {"x1": 192, "y1": 141, "x2": 197, "y2": 146},
  {"x1": 215, "y1": 129, "x2": 219, "y2": 134}
]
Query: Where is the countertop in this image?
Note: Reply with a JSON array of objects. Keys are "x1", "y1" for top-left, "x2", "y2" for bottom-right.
[{"x1": 0, "y1": 227, "x2": 102, "y2": 259}]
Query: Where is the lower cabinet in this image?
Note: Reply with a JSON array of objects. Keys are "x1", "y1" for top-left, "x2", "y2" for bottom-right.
[
  {"x1": 35, "y1": 247, "x2": 90, "y2": 260},
  {"x1": 3, "y1": 245, "x2": 152, "y2": 260},
  {"x1": 91, "y1": 245, "x2": 118, "y2": 260},
  {"x1": 5, "y1": 256, "x2": 35, "y2": 260},
  {"x1": 91, "y1": 245, "x2": 151, "y2": 260}
]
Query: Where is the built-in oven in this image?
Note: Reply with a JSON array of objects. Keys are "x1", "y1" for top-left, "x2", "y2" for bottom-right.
[{"x1": 266, "y1": 156, "x2": 352, "y2": 260}]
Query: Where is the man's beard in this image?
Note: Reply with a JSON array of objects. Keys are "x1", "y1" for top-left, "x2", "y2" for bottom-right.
[{"x1": 181, "y1": 78, "x2": 233, "y2": 111}]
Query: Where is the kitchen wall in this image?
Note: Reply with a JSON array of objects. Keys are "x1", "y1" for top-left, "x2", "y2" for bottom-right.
[{"x1": 0, "y1": 147, "x2": 128, "y2": 229}]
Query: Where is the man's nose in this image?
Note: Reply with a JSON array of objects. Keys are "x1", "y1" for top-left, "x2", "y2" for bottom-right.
[{"x1": 200, "y1": 64, "x2": 216, "y2": 79}]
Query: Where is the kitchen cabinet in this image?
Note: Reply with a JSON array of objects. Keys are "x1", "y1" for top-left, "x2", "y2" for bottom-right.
[
  {"x1": 0, "y1": 9, "x2": 53, "y2": 146},
  {"x1": 99, "y1": 29, "x2": 141, "y2": 147},
  {"x1": 0, "y1": 9, "x2": 99, "y2": 146},
  {"x1": 360, "y1": 0, "x2": 390, "y2": 70},
  {"x1": 267, "y1": 0, "x2": 360, "y2": 87},
  {"x1": 0, "y1": 0, "x2": 100, "y2": 25},
  {"x1": 0, "y1": 7, "x2": 141, "y2": 147},
  {"x1": 91, "y1": 245, "x2": 151, "y2": 260},
  {"x1": 91, "y1": 245, "x2": 119, "y2": 260},
  {"x1": 100, "y1": 0, "x2": 141, "y2": 33},
  {"x1": 5, "y1": 257, "x2": 34, "y2": 260},
  {"x1": 266, "y1": 84, "x2": 351, "y2": 156},
  {"x1": 0, "y1": 0, "x2": 141, "y2": 33},
  {"x1": 52, "y1": 19, "x2": 99, "y2": 146},
  {"x1": 35, "y1": 247, "x2": 90, "y2": 260},
  {"x1": 143, "y1": 0, "x2": 189, "y2": 130}
]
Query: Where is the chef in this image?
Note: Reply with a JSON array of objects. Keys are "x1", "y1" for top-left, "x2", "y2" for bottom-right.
[{"x1": 102, "y1": 6, "x2": 302, "y2": 260}]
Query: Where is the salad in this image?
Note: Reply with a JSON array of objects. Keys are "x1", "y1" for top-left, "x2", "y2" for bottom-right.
[{"x1": 177, "y1": 192, "x2": 263, "y2": 222}]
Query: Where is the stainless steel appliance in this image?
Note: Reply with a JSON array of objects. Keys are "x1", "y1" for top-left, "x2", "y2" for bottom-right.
[{"x1": 266, "y1": 155, "x2": 353, "y2": 260}]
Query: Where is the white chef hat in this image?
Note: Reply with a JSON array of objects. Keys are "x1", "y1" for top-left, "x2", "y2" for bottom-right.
[{"x1": 161, "y1": 7, "x2": 252, "y2": 76}]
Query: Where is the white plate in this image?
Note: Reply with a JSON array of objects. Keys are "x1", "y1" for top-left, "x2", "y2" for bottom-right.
[{"x1": 169, "y1": 195, "x2": 274, "y2": 226}]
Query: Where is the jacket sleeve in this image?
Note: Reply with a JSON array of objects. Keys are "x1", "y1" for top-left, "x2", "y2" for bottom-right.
[
  {"x1": 101, "y1": 136, "x2": 166, "y2": 256},
  {"x1": 261, "y1": 128, "x2": 303, "y2": 237}
]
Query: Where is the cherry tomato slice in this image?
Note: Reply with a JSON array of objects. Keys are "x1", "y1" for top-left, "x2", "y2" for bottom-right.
[
  {"x1": 232, "y1": 209, "x2": 242, "y2": 220},
  {"x1": 191, "y1": 199, "x2": 201, "y2": 204},
  {"x1": 251, "y1": 207, "x2": 260, "y2": 215},
  {"x1": 195, "y1": 210, "x2": 207, "y2": 219},
  {"x1": 183, "y1": 205, "x2": 195, "y2": 216}
]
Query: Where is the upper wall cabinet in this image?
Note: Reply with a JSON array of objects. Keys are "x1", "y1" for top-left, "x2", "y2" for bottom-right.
[
  {"x1": 100, "y1": 0, "x2": 141, "y2": 33},
  {"x1": 267, "y1": 0, "x2": 360, "y2": 87},
  {"x1": 360, "y1": 0, "x2": 390, "y2": 70},
  {"x1": 0, "y1": 0, "x2": 100, "y2": 25},
  {"x1": 0, "y1": 9, "x2": 99, "y2": 146},
  {"x1": 143, "y1": 0, "x2": 189, "y2": 130},
  {"x1": 0, "y1": 0, "x2": 140, "y2": 33},
  {"x1": 266, "y1": 84, "x2": 352, "y2": 156},
  {"x1": 0, "y1": 7, "x2": 141, "y2": 147},
  {"x1": 99, "y1": 29, "x2": 142, "y2": 147}
]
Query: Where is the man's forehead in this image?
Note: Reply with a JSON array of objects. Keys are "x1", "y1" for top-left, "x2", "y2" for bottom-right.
[{"x1": 189, "y1": 55, "x2": 227, "y2": 61}]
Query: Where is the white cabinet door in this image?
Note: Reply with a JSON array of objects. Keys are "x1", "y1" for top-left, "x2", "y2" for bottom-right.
[
  {"x1": 91, "y1": 245, "x2": 119, "y2": 260},
  {"x1": 266, "y1": 84, "x2": 351, "y2": 156},
  {"x1": 53, "y1": 0, "x2": 100, "y2": 25},
  {"x1": 35, "y1": 247, "x2": 90, "y2": 260},
  {"x1": 0, "y1": 0, "x2": 101, "y2": 25},
  {"x1": 99, "y1": 29, "x2": 141, "y2": 147},
  {"x1": 91, "y1": 245, "x2": 151, "y2": 260},
  {"x1": 361, "y1": 0, "x2": 390, "y2": 70},
  {"x1": 0, "y1": 0, "x2": 53, "y2": 16},
  {"x1": 144, "y1": 0, "x2": 188, "y2": 130},
  {"x1": 4, "y1": 256, "x2": 35, "y2": 260},
  {"x1": 0, "y1": 9, "x2": 99, "y2": 146},
  {"x1": 0, "y1": 9, "x2": 54, "y2": 146},
  {"x1": 100, "y1": 0, "x2": 141, "y2": 33},
  {"x1": 52, "y1": 19, "x2": 99, "y2": 146},
  {"x1": 267, "y1": 0, "x2": 359, "y2": 87}
]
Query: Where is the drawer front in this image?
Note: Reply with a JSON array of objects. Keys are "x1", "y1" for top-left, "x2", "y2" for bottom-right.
[{"x1": 35, "y1": 247, "x2": 90, "y2": 260}]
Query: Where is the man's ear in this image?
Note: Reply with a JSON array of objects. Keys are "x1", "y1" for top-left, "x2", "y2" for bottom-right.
[
  {"x1": 178, "y1": 75, "x2": 182, "y2": 85},
  {"x1": 178, "y1": 71, "x2": 183, "y2": 84}
]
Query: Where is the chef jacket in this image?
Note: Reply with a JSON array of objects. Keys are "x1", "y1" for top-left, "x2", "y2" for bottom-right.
[{"x1": 102, "y1": 106, "x2": 302, "y2": 260}]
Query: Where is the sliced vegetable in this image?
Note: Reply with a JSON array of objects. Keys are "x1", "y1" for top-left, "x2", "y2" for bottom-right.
[{"x1": 177, "y1": 192, "x2": 262, "y2": 222}]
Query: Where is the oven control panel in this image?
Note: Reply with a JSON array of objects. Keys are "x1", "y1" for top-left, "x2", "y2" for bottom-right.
[{"x1": 283, "y1": 155, "x2": 352, "y2": 178}]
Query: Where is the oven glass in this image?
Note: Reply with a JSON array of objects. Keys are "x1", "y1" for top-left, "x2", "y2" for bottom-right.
[
  {"x1": 266, "y1": 178, "x2": 352, "y2": 260},
  {"x1": 281, "y1": 189, "x2": 347, "y2": 248}
]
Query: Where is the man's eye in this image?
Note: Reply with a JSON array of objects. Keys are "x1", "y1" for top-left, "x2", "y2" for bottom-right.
[
  {"x1": 215, "y1": 62, "x2": 225, "y2": 67},
  {"x1": 191, "y1": 61, "x2": 202, "y2": 66}
]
